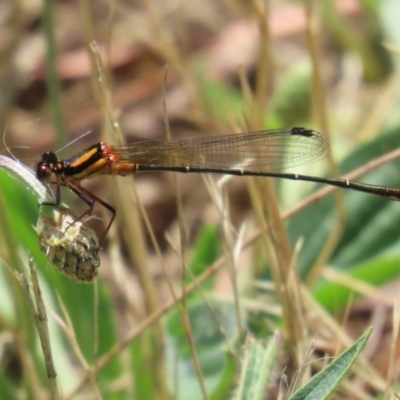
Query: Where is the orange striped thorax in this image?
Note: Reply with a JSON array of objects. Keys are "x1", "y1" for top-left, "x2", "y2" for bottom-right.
[{"x1": 36, "y1": 142, "x2": 138, "y2": 184}]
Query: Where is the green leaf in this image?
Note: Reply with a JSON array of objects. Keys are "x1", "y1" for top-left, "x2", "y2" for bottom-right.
[
  {"x1": 233, "y1": 335, "x2": 280, "y2": 400},
  {"x1": 0, "y1": 168, "x2": 46, "y2": 268},
  {"x1": 164, "y1": 296, "x2": 239, "y2": 400},
  {"x1": 313, "y1": 256, "x2": 400, "y2": 313},
  {"x1": 289, "y1": 328, "x2": 372, "y2": 400},
  {"x1": 0, "y1": 371, "x2": 19, "y2": 400},
  {"x1": 187, "y1": 224, "x2": 220, "y2": 289},
  {"x1": 129, "y1": 334, "x2": 158, "y2": 400}
]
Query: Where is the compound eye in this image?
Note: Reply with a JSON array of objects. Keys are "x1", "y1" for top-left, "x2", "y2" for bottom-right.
[
  {"x1": 43, "y1": 151, "x2": 58, "y2": 164},
  {"x1": 36, "y1": 162, "x2": 53, "y2": 182}
]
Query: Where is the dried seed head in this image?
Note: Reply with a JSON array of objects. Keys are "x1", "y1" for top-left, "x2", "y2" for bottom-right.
[{"x1": 37, "y1": 207, "x2": 100, "y2": 283}]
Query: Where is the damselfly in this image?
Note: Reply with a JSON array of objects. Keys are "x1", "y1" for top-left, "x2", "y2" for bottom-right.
[{"x1": 36, "y1": 127, "x2": 400, "y2": 247}]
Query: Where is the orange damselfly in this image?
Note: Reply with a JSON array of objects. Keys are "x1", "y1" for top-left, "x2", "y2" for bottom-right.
[{"x1": 36, "y1": 127, "x2": 400, "y2": 247}]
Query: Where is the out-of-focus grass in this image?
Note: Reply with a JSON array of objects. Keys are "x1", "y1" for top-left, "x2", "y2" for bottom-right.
[{"x1": 0, "y1": 1, "x2": 400, "y2": 399}]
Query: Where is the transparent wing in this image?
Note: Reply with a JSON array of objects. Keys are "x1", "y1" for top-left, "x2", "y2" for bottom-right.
[{"x1": 112, "y1": 128, "x2": 329, "y2": 172}]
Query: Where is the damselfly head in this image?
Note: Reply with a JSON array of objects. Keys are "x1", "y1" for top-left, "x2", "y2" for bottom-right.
[{"x1": 36, "y1": 151, "x2": 58, "y2": 182}]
